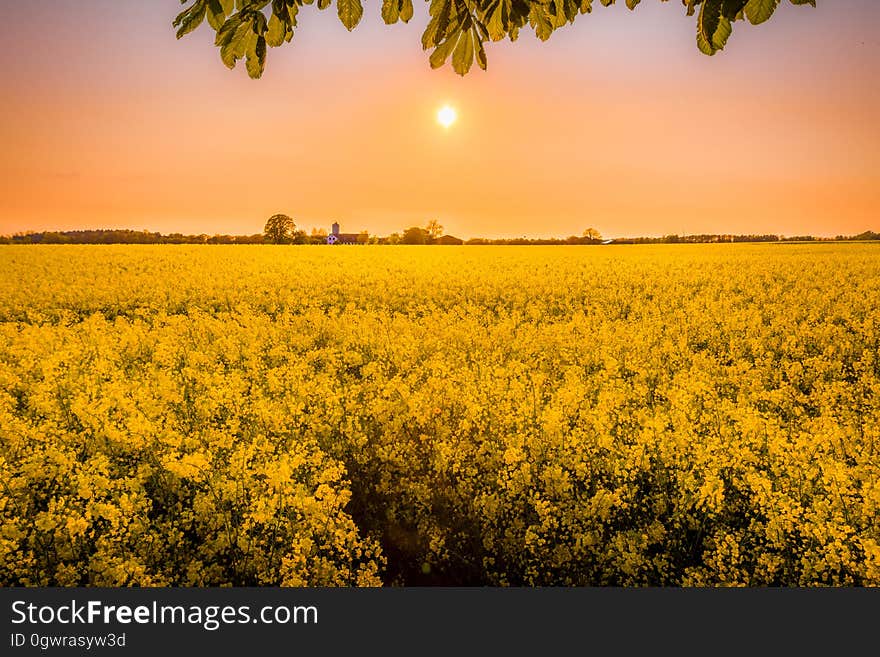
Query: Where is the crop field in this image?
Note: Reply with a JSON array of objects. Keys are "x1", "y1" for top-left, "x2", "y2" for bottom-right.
[{"x1": 0, "y1": 244, "x2": 878, "y2": 586}]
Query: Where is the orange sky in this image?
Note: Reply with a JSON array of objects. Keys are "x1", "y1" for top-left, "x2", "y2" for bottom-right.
[{"x1": 0, "y1": 1, "x2": 877, "y2": 239}]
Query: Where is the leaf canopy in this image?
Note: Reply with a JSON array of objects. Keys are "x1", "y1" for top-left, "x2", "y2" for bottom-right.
[{"x1": 173, "y1": 0, "x2": 817, "y2": 79}]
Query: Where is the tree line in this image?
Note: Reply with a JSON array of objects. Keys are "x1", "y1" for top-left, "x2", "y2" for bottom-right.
[
  {"x1": 0, "y1": 230, "x2": 267, "y2": 245},
  {"x1": 607, "y1": 231, "x2": 880, "y2": 244},
  {"x1": 2, "y1": 227, "x2": 877, "y2": 246}
]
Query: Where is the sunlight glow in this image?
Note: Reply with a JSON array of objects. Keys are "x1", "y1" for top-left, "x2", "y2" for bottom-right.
[{"x1": 437, "y1": 105, "x2": 457, "y2": 128}]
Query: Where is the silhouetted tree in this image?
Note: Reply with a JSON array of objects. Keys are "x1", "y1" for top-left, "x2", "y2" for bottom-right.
[
  {"x1": 402, "y1": 226, "x2": 428, "y2": 245},
  {"x1": 264, "y1": 214, "x2": 294, "y2": 244},
  {"x1": 426, "y1": 219, "x2": 444, "y2": 240}
]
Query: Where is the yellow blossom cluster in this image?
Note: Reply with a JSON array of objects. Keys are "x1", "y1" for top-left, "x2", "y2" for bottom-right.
[{"x1": 0, "y1": 244, "x2": 878, "y2": 585}]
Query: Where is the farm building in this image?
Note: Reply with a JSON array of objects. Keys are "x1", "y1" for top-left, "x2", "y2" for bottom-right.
[
  {"x1": 326, "y1": 222, "x2": 360, "y2": 245},
  {"x1": 435, "y1": 234, "x2": 463, "y2": 245}
]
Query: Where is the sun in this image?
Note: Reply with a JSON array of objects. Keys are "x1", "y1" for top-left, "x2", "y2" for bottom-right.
[{"x1": 437, "y1": 104, "x2": 457, "y2": 129}]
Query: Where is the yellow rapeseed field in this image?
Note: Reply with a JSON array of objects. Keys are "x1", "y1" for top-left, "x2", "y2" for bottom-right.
[{"x1": 0, "y1": 244, "x2": 878, "y2": 586}]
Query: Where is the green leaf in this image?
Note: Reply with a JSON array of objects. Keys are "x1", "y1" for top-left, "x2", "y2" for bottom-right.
[
  {"x1": 429, "y1": 33, "x2": 458, "y2": 68},
  {"x1": 551, "y1": 0, "x2": 571, "y2": 28},
  {"x1": 206, "y1": 0, "x2": 227, "y2": 30},
  {"x1": 246, "y1": 34, "x2": 267, "y2": 78},
  {"x1": 697, "y1": 29, "x2": 714, "y2": 55},
  {"x1": 484, "y1": 0, "x2": 505, "y2": 41},
  {"x1": 382, "y1": 0, "x2": 401, "y2": 23},
  {"x1": 474, "y1": 29, "x2": 488, "y2": 70},
  {"x1": 721, "y1": 0, "x2": 748, "y2": 19},
  {"x1": 530, "y1": 4, "x2": 554, "y2": 41},
  {"x1": 436, "y1": 0, "x2": 455, "y2": 44},
  {"x1": 219, "y1": 19, "x2": 251, "y2": 68},
  {"x1": 214, "y1": 16, "x2": 236, "y2": 47},
  {"x1": 251, "y1": 11, "x2": 268, "y2": 36},
  {"x1": 452, "y1": 30, "x2": 475, "y2": 75},
  {"x1": 698, "y1": 0, "x2": 723, "y2": 49},
  {"x1": 266, "y1": 13, "x2": 286, "y2": 46},
  {"x1": 422, "y1": 0, "x2": 457, "y2": 49},
  {"x1": 383, "y1": 0, "x2": 415, "y2": 23},
  {"x1": 400, "y1": 0, "x2": 414, "y2": 22},
  {"x1": 337, "y1": 0, "x2": 364, "y2": 30},
  {"x1": 712, "y1": 15, "x2": 732, "y2": 50},
  {"x1": 173, "y1": 1, "x2": 207, "y2": 39},
  {"x1": 744, "y1": 0, "x2": 780, "y2": 25}
]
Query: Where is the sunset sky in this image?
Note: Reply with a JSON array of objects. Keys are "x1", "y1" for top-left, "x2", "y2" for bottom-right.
[{"x1": 0, "y1": 1, "x2": 878, "y2": 239}]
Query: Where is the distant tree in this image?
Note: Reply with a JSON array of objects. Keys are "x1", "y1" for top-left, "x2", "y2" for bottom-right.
[
  {"x1": 426, "y1": 219, "x2": 444, "y2": 240},
  {"x1": 41, "y1": 232, "x2": 70, "y2": 244},
  {"x1": 357, "y1": 230, "x2": 370, "y2": 245},
  {"x1": 386, "y1": 232, "x2": 401, "y2": 245},
  {"x1": 264, "y1": 214, "x2": 294, "y2": 244},
  {"x1": 582, "y1": 228, "x2": 602, "y2": 242},
  {"x1": 238, "y1": 233, "x2": 267, "y2": 244},
  {"x1": 402, "y1": 226, "x2": 428, "y2": 245}
]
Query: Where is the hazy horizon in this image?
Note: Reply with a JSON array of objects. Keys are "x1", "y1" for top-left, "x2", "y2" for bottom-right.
[
  {"x1": 2, "y1": 225, "x2": 877, "y2": 242},
  {"x1": 1, "y1": 1, "x2": 878, "y2": 240}
]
